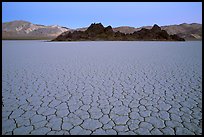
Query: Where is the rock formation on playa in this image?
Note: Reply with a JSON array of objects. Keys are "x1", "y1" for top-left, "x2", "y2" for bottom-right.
[{"x1": 52, "y1": 23, "x2": 185, "y2": 41}]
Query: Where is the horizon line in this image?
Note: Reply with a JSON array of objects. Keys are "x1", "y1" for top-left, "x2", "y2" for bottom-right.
[{"x1": 2, "y1": 19, "x2": 202, "y2": 29}]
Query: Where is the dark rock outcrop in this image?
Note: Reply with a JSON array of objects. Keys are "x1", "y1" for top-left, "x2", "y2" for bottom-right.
[
  {"x1": 112, "y1": 23, "x2": 202, "y2": 40},
  {"x1": 52, "y1": 23, "x2": 185, "y2": 41},
  {"x1": 151, "y1": 24, "x2": 162, "y2": 32}
]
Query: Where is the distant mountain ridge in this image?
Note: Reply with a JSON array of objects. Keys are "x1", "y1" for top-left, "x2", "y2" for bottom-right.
[
  {"x1": 77, "y1": 23, "x2": 202, "y2": 40},
  {"x1": 161, "y1": 23, "x2": 202, "y2": 40},
  {"x1": 52, "y1": 23, "x2": 185, "y2": 41},
  {"x1": 113, "y1": 23, "x2": 202, "y2": 40},
  {"x1": 2, "y1": 20, "x2": 202, "y2": 40},
  {"x1": 2, "y1": 20, "x2": 71, "y2": 40}
]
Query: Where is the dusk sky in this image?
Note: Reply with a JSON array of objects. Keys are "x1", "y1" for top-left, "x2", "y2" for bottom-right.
[{"x1": 2, "y1": 2, "x2": 202, "y2": 29}]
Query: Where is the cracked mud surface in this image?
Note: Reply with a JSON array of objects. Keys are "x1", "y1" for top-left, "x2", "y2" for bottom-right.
[{"x1": 2, "y1": 41, "x2": 202, "y2": 135}]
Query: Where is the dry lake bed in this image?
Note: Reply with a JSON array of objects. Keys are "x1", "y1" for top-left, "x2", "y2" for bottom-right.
[{"x1": 2, "y1": 40, "x2": 202, "y2": 135}]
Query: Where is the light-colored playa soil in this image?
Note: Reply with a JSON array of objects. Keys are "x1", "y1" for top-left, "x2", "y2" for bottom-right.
[{"x1": 2, "y1": 41, "x2": 202, "y2": 135}]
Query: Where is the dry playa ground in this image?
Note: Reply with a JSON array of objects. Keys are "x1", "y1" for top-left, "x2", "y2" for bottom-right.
[{"x1": 2, "y1": 41, "x2": 202, "y2": 135}]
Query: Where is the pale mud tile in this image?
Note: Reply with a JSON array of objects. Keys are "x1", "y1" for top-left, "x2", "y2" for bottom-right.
[
  {"x1": 30, "y1": 114, "x2": 46, "y2": 124},
  {"x1": 139, "y1": 121, "x2": 154, "y2": 131},
  {"x1": 135, "y1": 127, "x2": 151, "y2": 135},
  {"x1": 181, "y1": 113, "x2": 193, "y2": 123},
  {"x1": 74, "y1": 109, "x2": 90, "y2": 120},
  {"x1": 53, "y1": 130, "x2": 68, "y2": 135},
  {"x1": 138, "y1": 105, "x2": 146, "y2": 111},
  {"x1": 2, "y1": 111, "x2": 13, "y2": 119},
  {"x1": 121, "y1": 95, "x2": 133, "y2": 106},
  {"x1": 168, "y1": 107, "x2": 184, "y2": 116},
  {"x1": 111, "y1": 105, "x2": 130, "y2": 116},
  {"x1": 191, "y1": 111, "x2": 202, "y2": 120},
  {"x1": 46, "y1": 114, "x2": 56, "y2": 121},
  {"x1": 46, "y1": 117, "x2": 62, "y2": 131},
  {"x1": 139, "y1": 110, "x2": 152, "y2": 118},
  {"x1": 191, "y1": 107, "x2": 202, "y2": 115},
  {"x1": 48, "y1": 99, "x2": 61, "y2": 108},
  {"x1": 33, "y1": 120, "x2": 47, "y2": 129},
  {"x1": 111, "y1": 115, "x2": 129, "y2": 125},
  {"x1": 98, "y1": 100, "x2": 109, "y2": 109},
  {"x1": 2, "y1": 119, "x2": 16, "y2": 133},
  {"x1": 9, "y1": 109, "x2": 25, "y2": 119},
  {"x1": 146, "y1": 105, "x2": 159, "y2": 112},
  {"x1": 92, "y1": 128, "x2": 107, "y2": 135},
  {"x1": 56, "y1": 109, "x2": 70, "y2": 118},
  {"x1": 70, "y1": 126, "x2": 92, "y2": 135},
  {"x1": 175, "y1": 127, "x2": 195, "y2": 135},
  {"x1": 191, "y1": 118, "x2": 200, "y2": 126},
  {"x1": 64, "y1": 113, "x2": 83, "y2": 126},
  {"x1": 127, "y1": 119, "x2": 140, "y2": 131},
  {"x1": 19, "y1": 104, "x2": 35, "y2": 113},
  {"x1": 130, "y1": 107, "x2": 140, "y2": 112},
  {"x1": 105, "y1": 129, "x2": 117, "y2": 135},
  {"x1": 17, "y1": 98, "x2": 29, "y2": 106},
  {"x1": 180, "y1": 106, "x2": 193, "y2": 114},
  {"x1": 13, "y1": 126, "x2": 33, "y2": 135},
  {"x1": 101, "y1": 105, "x2": 113, "y2": 115},
  {"x1": 113, "y1": 125, "x2": 129, "y2": 132},
  {"x1": 55, "y1": 102, "x2": 69, "y2": 110},
  {"x1": 4, "y1": 131, "x2": 13, "y2": 135},
  {"x1": 63, "y1": 130, "x2": 70, "y2": 135},
  {"x1": 102, "y1": 119, "x2": 115, "y2": 130},
  {"x1": 158, "y1": 110, "x2": 170, "y2": 121},
  {"x1": 161, "y1": 127, "x2": 175, "y2": 135},
  {"x1": 145, "y1": 116, "x2": 165, "y2": 129},
  {"x1": 139, "y1": 98, "x2": 148, "y2": 105},
  {"x1": 183, "y1": 121, "x2": 202, "y2": 134},
  {"x1": 41, "y1": 96, "x2": 55, "y2": 105},
  {"x1": 150, "y1": 128, "x2": 163, "y2": 135},
  {"x1": 81, "y1": 118, "x2": 102, "y2": 131},
  {"x1": 118, "y1": 131, "x2": 136, "y2": 135},
  {"x1": 30, "y1": 127, "x2": 51, "y2": 135},
  {"x1": 46, "y1": 131, "x2": 57, "y2": 135},
  {"x1": 170, "y1": 113, "x2": 182, "y2": 123},
  {"x1": 80, "y1": 104, "x2": 91, "y2": 111},
  {"x1": 40, "y1": 101, "x2": 50, "y2": 107},
  {"x1": 179, "y1": 99, "x2": 197, "y2": 109},
  {"x1": 15, "y1": 117, "x2": 31, "y2": 127},
  {"x1": 68, "y1": 104, "x2": 81, "y2": 113},
  {"x1": 41, "y1": 107, "x2": 56, "y2": 116},
  {"x1": 156, "y1": 102, "x2": 172, "y2": 111},
  {"x1": 62, "y1": 122, "x2": 74, "y2": 131},
  {"x1": 109, "y1": 99, "x2": 123, "y2": 107},
  {"x1": 165, "y1": 120, "x2": 184, "y2": 128},
  {"x1": 129, "y1": 111, "x2": 144, "y2": 121},
  {"x1": 99, "y1": 114, "x2": 111, "y2": 125},
  {"x1": 89, "y1": 109, "x2": 103, "y2": 119}
]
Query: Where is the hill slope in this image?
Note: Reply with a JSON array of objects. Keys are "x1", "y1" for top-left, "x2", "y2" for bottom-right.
[{"x1": 2, "y1": 20, "x2": 71, "y2": 40}]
